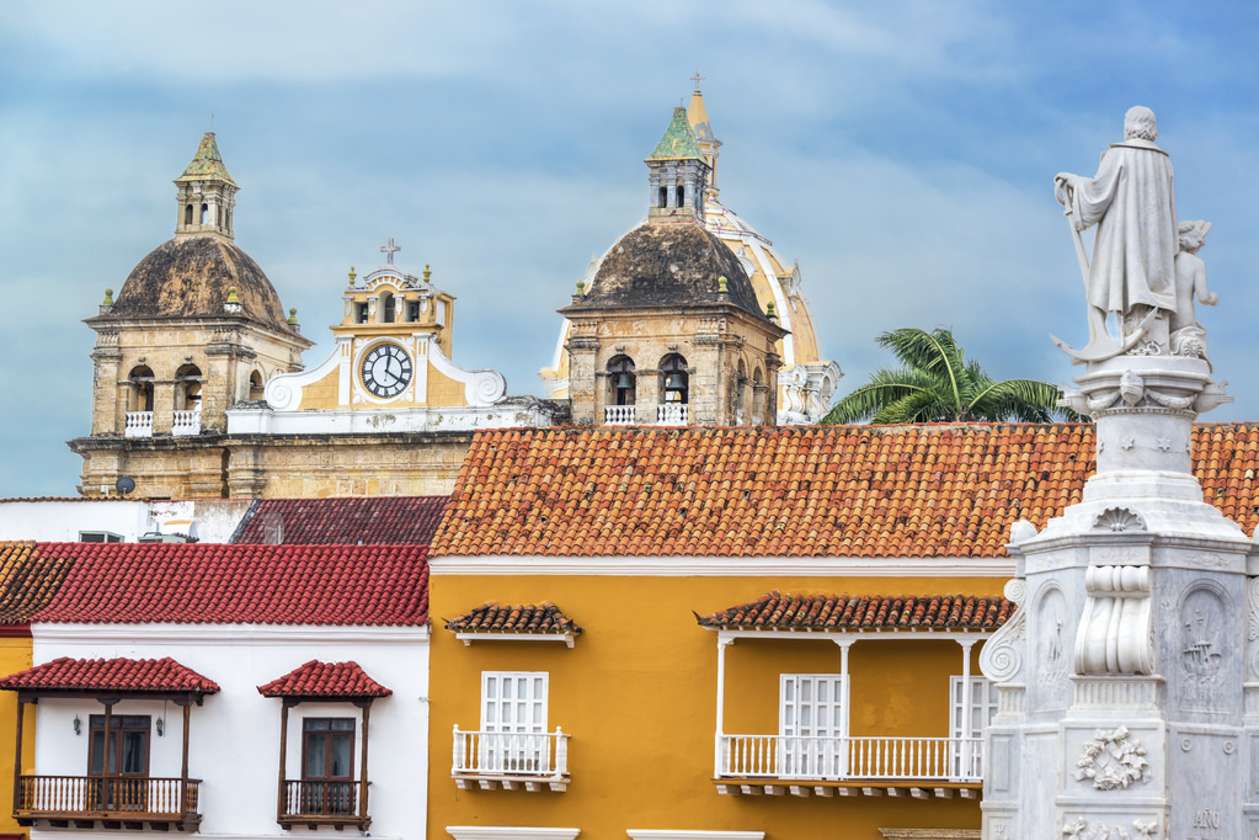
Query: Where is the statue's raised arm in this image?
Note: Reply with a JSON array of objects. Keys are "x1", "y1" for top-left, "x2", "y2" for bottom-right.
[{"x1": 1051, "y1": 106, "x2": 1178, "y2": 362}]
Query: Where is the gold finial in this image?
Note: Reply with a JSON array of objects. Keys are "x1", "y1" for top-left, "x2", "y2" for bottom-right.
[
  {"x1": 348, "y1": 266, "x2": 357, "y2": 283},
  {"x1": 287, "y1": 307, "x2": 299, "y2": 326},
  {"x1": 423, "y1": 264, "x2": 432, "y2": 283},
  {"x1": 716, "y1": 275, "x2": 729, "y2": 294},
  {"x1": 225, "y1": 286, "x2": 240, "y2": 304},
  {"x1": 102, "y1": 288, "x2": 114, "y2": 306},
  {"x1": 766, "y1": 301, "x2": 777, "y2": 319}
]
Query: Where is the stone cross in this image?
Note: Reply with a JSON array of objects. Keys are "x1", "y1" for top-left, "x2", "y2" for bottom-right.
[{"x1": 379, "y1": 237, "x2": 401, "y2": 265}]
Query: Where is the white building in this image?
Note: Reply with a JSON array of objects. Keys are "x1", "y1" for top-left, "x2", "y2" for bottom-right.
[
  {"x1": 0, "y1": 499, "x2": 251, "y2": 544},
  {"x1": 0, "y1": 541, "x2": 429, "y2": 840}
]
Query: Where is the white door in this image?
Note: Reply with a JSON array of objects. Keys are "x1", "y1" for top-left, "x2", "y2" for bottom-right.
[
  {"x1": 949, "y1": 675, "x2": 996, "y2": 778},
  {"x1": 779, "y1": 674, "x2": 846, "y2": 778},
  {"x1": 480, "y1": 672, "x2": 549, "y2": 773}
]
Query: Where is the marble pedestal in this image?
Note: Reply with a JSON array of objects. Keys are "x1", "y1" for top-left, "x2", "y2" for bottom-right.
[{"x1": 980, "y1": 356, "x2": 1257, "y2": 839}]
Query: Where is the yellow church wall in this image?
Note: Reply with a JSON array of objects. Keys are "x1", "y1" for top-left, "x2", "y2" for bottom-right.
[
  {"x1": 292, "y1": 364, "x2": 342, "y2": 411},
  {"x1": 427, "y1": 366, "x2": 467, "y2": 408},
  {"x1": 427, "y1": 572, "x2": 1005, "y2": 840},
  {"x1": 0, "y1": 634, "x2": 32, "y2": 838}
]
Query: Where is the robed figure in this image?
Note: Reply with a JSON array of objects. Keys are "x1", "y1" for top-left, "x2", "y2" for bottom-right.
[{"x1": 1055, "y1": 106, "x2": 1177, "y2": 352}]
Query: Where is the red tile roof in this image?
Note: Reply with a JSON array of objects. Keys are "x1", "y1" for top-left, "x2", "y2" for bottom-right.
[
  {"x1": 258, "y1": 660, "x2": 391, "y2": 699},
  {"x1": 431, "y1": 424, "x2": 1259, "y2": 558},
  {"x1": 0, "y1": 657, "x2": 220, "y2": 694},
  {"x1": 697, "y1": 592, "x2": 1013, "y2": 632},
  {"x1": 0, "y1": 542, "x2": 78, "y2": 625},
  {"x1": 232, "y1": 496, "x2": 448, "y2": 545},
  {"x1": 444, "y1": 603, "x2": 582, "y2": 636},
  {"x1": 32, "y1": 543, "x2": 428, "y2": 626}
]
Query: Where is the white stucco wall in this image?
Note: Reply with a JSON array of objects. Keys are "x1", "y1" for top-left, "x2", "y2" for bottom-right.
[
  {"x1": 29, "y1": 623, "x2": 429, "y2": 840},
  {"x1": 0, "y1": 500, "x2": 251, "y2": 543}
]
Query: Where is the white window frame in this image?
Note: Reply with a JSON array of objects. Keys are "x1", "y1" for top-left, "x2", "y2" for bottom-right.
[
  {"x1": 778, "y1": 673, "x2": 847, "y2": 779},
  {"x1": 949, "y1": 675, "x2": 996, "y2": 778},
  {"x1": 479, "y1": 671, "x2": 550, "y2": 774}
]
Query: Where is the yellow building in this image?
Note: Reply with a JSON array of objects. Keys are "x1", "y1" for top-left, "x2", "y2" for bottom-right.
[
  {"x1": 541, "y1": 82, "x2": 842, "y2": 423},
  {"x1": 419, "y1": 423, "x2": 1111, "y2": 840},
  {"x1": 0, "y1": 543, "x2": 81, "y2": 839}
]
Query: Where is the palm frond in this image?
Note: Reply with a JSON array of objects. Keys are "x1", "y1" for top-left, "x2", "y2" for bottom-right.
[
  {"x1": 822, "y1": 367, "x2": 939, "y2": 424},
  {"x1": 968, "y1": 378, "x2": 1069, "y2": 422},
  {"x1": 871, "y1": 383, "x2": 955, "y2": 424}
]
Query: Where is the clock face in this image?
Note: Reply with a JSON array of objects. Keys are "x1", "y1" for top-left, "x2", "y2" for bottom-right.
[{"x1": 361, "y1": 343, "x2": 413, "y2": 398}]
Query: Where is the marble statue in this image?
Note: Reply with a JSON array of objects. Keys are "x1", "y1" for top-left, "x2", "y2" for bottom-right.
[
  {"x1": 1053, "y1": 106, "x2": 1178, "y2": 360},
  {"x1": 1169, "y1": 220, "x2": 1217, "y2": 359}
]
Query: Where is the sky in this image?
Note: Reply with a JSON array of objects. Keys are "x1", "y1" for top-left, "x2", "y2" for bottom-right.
[{"x1": 1, "y1": 0, "x2": 1257, "y2": 495}]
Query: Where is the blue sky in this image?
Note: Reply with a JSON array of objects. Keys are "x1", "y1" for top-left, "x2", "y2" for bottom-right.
[{"x1": 1, "y1": 1, "x2": 1257, "y2": 495}]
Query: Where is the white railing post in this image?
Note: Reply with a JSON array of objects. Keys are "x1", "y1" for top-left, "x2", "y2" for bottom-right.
[
  {"x1": 554, "y1": 727, "x2": 567, "y2": 778},
  {"x1": 604, "y1": 405, "x2": 637, "y2": 425},
  {"x1": 957, "y1": 639, "x2": 976, "y2": 780},
  {"x1": 124, "y1": 411, "x2": 154, "y2": 438},
  {"x1": 714, "y1": 635, "x2": 731, "y2": 776},
  {"x1": 656, "y1": 403, "x2": 688, "y2": 426},
  {"x1": 835, "y1": 638, "x2": 854, "y2": 779}
]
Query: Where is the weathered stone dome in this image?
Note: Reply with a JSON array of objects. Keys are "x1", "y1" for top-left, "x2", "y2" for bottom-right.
[
  {"x1": 583, "y1": 221, "x2": 764, "y2": 317},
  {"x1": 111, "y1": 235, "x2": 292, "y2": 332}
]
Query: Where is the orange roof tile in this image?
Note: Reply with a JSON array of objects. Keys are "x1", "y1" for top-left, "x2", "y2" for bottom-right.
[
  {"x1": 697, "y1": 592, "x2": 1013, "y2": 631},
  {"x1": 257, "y1": 660, "x2": 391, "y2": 699},
  {"x1": 0, "y1": 657, "x2": 220, "y2": 695},
  {"x1": 444, "y1": 603, "x2": 582, "y2": 636},
  {"x1": 430, "y1": 423, "x2": 1259, "y2": 558},
  {"x1": 0, "y1": 542, "x2": 78, "y2": 625}
]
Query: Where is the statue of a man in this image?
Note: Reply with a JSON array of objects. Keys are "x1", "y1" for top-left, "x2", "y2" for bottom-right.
[{"x1": 1054, "y1": 106, "x2": 1178, "y2": 348}]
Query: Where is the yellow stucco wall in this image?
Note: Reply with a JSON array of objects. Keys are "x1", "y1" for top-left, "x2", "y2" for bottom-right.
[
  {"x1": 428, "y1": 367, "x2": 467, "y2": 408},
  {"x1": 292, "y1": 364, "x2": 341, "y2": 410},
  {"x1": 427, "y1": 573, "x2": 1004, "y2": 840},
  {"x1": 0, "y1": 635, "x2": 32, "y2": 838}
]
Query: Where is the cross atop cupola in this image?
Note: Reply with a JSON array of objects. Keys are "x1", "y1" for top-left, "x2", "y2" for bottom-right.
[{"x1": 379, "y1": 237, "x2": 401, "y2": 265}]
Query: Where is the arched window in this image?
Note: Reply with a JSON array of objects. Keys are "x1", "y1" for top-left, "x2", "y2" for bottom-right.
[
  {"x1": 199, "y1": 203, "x2": 208, "y2": 224},
  {"x1": 128, "y1": 365, "x2": 155, "y2": 412},
  {"x1": 735, "y1": 359, "x2": 748, "y2": 424},
  {"x1": 175, "y1": 363, "x2": 202, "y2": 411},
  {"x1": 184, "y1": 205, "x2": 193, "y2": 225},
  {"x1": 607, "y1": 355, "x2": 636, "y2": 406},
  {"x1": 752, "y1": 367, "x2": 765, "y2": 424},
  {"x1": 248, "y1": 370, "x2": 265, "y2": 401},
  {"x1": 660, "y1": 354, "x2": 689, "y2": 405},
  {"x1": 658, "y1": 186, "x2": 668, "y2": 209},
  {"x1": 675, "y1": 185, "x2": 685, "y2": 208},
  {"x1": 381, "y1": 292, "x2": 396, "y2": 323}
]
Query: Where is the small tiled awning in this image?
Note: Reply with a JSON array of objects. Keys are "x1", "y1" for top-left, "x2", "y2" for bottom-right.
[
  {"x1": 444, "y1": 603, "x2": 582, "y2": 647},
  {"x1": 696, "y1": 592, "x2": 1014, "y2": 633},
  {"x1": 258, "y1": 660, "x2": 391, "y2": 700},
  {"x1": 0, "y1": 656, "x2": 220, "y2": 698}
]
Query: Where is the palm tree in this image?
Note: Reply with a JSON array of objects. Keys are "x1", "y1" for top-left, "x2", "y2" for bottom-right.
[{"x1": 822, "y1": 327, "x2": 1078, "y2": 424}]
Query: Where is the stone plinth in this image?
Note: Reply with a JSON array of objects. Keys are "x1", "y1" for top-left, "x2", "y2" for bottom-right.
[{"x1": 980, "y1": 354, "x2": 1255, "y2": 839}]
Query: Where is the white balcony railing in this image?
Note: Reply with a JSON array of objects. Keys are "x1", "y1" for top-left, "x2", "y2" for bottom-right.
[
  {"x1": 718, "y1": 734, "x2": 983, "y2": 782},
  {"x1": 452, "y1": 726, "x2": 569, "y2": 787},
  {"x1": 656, "y1": 403, "x2": 688, "y2": 426},
  {"x1": 124, "y1": 411, "x2": 154, "y2": 438},
  {"x1": 604, "y1": 405, "x2": 638, "y2": 426},
  {"x1": 171, "y1": 408, "x2": 202, "y2": 436}
]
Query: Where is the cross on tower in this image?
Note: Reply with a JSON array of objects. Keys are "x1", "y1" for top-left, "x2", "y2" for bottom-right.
[
  {"x1": 690, "y1": 71, "x2": 704, "y2": 92},
  {"x1": 379, "y1": 237, "x2": 401, "y2": 265}
]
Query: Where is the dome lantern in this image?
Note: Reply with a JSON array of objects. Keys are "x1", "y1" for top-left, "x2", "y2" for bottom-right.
[
  {"x1": 645, "y1": 107, "x2": 710, "y2": 224},
  {"x1": 174, "y1": 131, "x2": 238, "y2": 240}
]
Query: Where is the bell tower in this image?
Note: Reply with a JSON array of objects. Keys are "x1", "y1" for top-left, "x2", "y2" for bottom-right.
[
  {"x1": 174, "y1": 132, "x2": 238, "y2": 239},
  {"x1": 645, "y1": 107, "x2": 710, "y2": 223}
]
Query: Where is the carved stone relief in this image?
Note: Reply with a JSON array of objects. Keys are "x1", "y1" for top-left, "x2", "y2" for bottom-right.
[
  {"x1": 1247, "y1": 577, "x2": 1259, "y2": 681},
  {"x1": 1074, "y1": 726, "x2": 1151, "y2": 790},
  {"x1": 1036, "y1": 587, "x2": 1070, "y2": 708},
  {"x1": 1061, "y1": 818, "x2": 1158, "y2": 839},
  {"x1": 1179, "y1": 585, "x2": 1228, "y2": 713}
]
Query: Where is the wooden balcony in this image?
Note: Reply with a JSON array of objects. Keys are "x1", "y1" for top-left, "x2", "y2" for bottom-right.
[
  {"x1": 716, "y1": 734, "x2": 983, "y2": 800},
  {"x1": 451, "y1": 727, "x2": 569, "y2": 792},
  {"x1": 278, "y1": 779, "x2": 369, "y2": 830},
  {"x1": 14, "y1": 774, "x2": 201, "y2": 830}
]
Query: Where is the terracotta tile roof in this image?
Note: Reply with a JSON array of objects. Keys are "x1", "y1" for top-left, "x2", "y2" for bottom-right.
[
  {"x1": 444, "y1": 603, "x2": 583, "y2": 636},
  {"x1": 0, "y1": 542, "x2": 77, "y2": 625},
  {"x1": 0, "y1": 656, "x2": 220, "y2": 694},
  {"x1": 258, "y1": 660, "x2": 391, "y2": 699},
  {"x1": 431, "y1": 423, "x2": 1259, "y2": 558},
  {"x1": 32, "y1": 542, "x2": 428, "y2": 626},
  {"x1": 231, "y1": 496, "x2": 448, "y2": 545},
  {"x1": 697, "y1": 592, "x2": 1014, "y2": 632}
]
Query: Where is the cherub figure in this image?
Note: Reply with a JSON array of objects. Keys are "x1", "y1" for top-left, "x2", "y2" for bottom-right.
[{"x1": 1170, "y1": 219, "x2": 1217, "y2": 359}]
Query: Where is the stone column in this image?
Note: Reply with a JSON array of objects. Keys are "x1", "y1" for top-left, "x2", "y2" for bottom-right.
[
  {"x1": 566, "y1": 329, "x2": 599, "y2": 425},
  {"x1": 90, "y1": 345, "x2": 122, "y2": 435}
]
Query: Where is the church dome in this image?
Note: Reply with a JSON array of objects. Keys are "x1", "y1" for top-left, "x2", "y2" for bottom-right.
[
  {"x1": 111, "y1": 235, "x2": 293, "y2": 333},
  {"x1": 582, "y1": 221, "x2": 764, "y2": 317}
]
